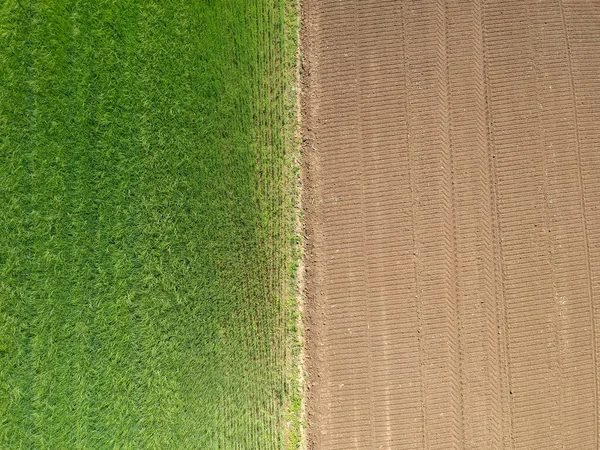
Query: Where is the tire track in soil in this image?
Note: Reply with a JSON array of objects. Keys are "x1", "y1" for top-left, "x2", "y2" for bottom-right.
[{"x1": 302, "y1": 1, "x2": 600, "y2": 448}]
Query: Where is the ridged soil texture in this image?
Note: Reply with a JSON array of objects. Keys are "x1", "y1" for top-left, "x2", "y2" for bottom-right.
[{"x1": 303, "y1": 0, "x2": 600, "y2": 449}]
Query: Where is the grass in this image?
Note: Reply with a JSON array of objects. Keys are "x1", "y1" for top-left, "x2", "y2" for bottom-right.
[{"x1": 0, "y1": 0, "x2": 301, "y2": 448}]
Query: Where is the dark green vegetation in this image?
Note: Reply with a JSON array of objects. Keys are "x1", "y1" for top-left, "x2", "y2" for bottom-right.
[{"x1": 0, "y1": 0, "x2": 300, "y2": 448}]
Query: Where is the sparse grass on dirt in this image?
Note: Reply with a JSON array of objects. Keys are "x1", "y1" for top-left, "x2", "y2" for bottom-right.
[{"x1": 0, "y1": 0, "x2": 300, "y2": 448}]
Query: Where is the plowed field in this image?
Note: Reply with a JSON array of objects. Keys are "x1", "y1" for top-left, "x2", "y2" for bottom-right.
[{"x1": 303, "y1": 1, "x2": 600, "y2": 448}]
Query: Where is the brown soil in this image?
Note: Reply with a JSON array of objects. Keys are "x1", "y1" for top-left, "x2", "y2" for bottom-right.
[{"x1": 302, "y1": 1, "x2": 600, "y2": 449}]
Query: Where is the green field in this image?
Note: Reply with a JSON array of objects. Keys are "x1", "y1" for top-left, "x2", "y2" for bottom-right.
[{"x1": 0, "y1": 0, "x2": 301, "y2": 448}]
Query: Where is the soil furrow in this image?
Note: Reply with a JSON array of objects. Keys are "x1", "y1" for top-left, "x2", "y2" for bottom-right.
[{"x1": 303, "y1": 1, "x2": 600, "y2": 448}]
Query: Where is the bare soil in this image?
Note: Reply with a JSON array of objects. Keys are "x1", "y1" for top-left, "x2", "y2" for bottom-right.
[{"x1": 302, "y1": 1, "x2": 600, "y2": 448}]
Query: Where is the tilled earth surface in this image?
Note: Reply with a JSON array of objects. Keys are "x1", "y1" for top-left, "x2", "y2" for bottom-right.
[{"x1": 303, "y1": 1, "x2": 600, "y2": 448}]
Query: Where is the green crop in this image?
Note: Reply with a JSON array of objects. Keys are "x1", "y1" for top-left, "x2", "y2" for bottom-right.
[{"x1": 0, "y1": 0, "x2": 300, "y2": 448}]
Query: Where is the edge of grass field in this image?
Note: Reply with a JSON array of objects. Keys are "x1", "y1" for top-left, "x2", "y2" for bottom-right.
[{"x1": 282, "y1": 0, "x2": 306, "y2": 447}]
